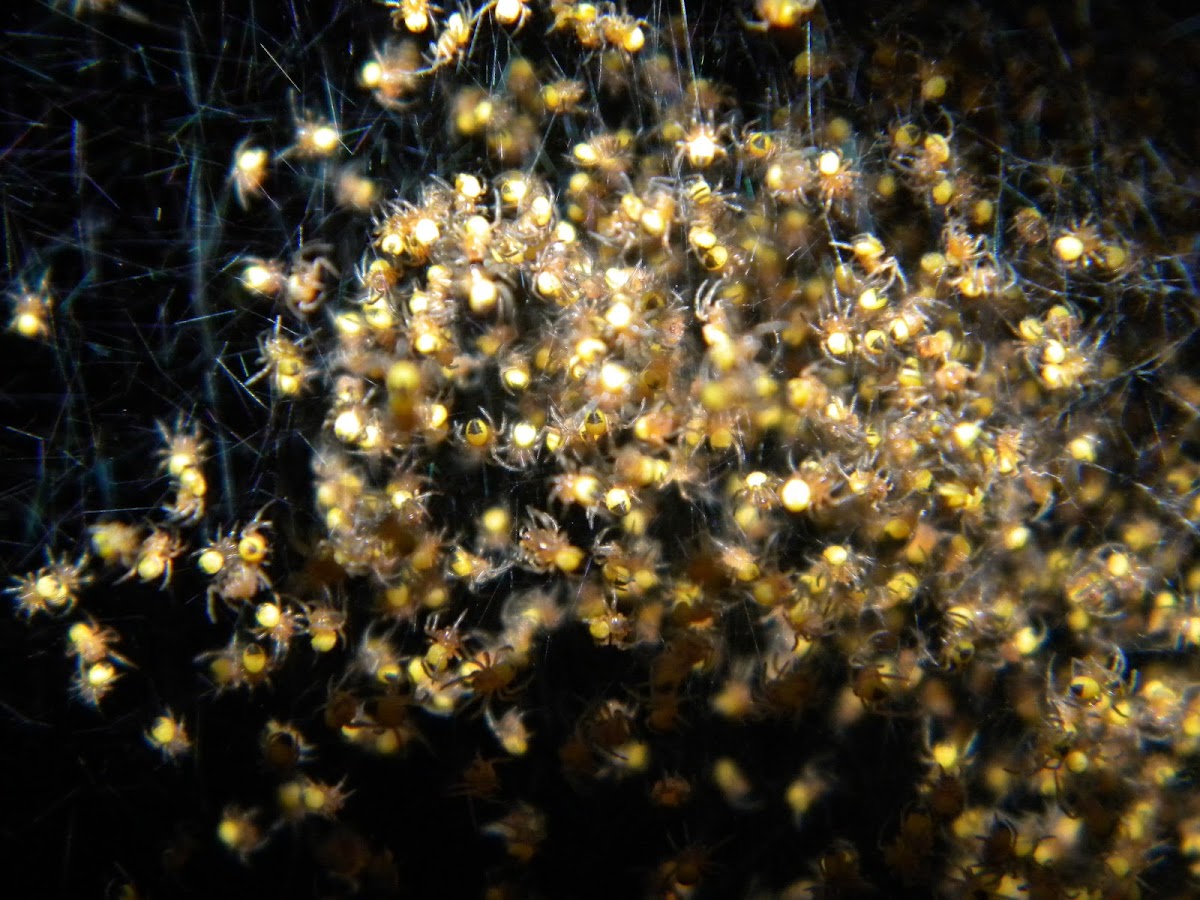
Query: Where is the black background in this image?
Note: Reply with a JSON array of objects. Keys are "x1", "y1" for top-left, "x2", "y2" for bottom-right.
[{"x1": 1, "y1": 1, "x2": 1198, "y2": 897}]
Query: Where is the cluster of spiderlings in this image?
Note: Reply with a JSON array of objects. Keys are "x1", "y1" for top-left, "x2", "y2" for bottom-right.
[{"x1": 4, "y1": 0, "x2": 1200, "y2": 897}]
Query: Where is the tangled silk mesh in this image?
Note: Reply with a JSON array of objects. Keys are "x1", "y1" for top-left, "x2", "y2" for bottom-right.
[{"x1": 2, "y1": 0, "x2": 1200, "y2": 897}]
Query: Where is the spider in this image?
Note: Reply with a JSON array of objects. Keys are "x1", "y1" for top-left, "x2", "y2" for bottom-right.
[
  {"x1": 422, "y1": 610, "x2": 474, "y2": 676},
  {"x1": 123, "y1": 528, "x2": 187, "y2": 587},
  {"x1": 813, "y1": 148, "x2": 857, "y2": 207},
  {"x1": 742, "y1": 0, "x2": 818, "y2": 32},
  {"x1": 8, "y1": 550, "x2": 90, "y2": 618},
  {"x1": 488, "y1": 0, "x2": 530, "y2": 33},
  {"x1": 675, "y1": 119, "x2": 730, "y2": 171},
  {"x1": 452, "y1": 645, "x2": 526, "y2": 710},
  {"x1": 382, "y1": 0, "x2": 441, "y2": 34},
  {"x1": 284, "y1": 246, "x2": 339, "y2": 317}
]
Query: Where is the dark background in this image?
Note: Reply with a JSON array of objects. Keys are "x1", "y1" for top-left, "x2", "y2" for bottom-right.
[{"x1": 1, "y1": 1, "x2": 1197, "y2": 897}]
